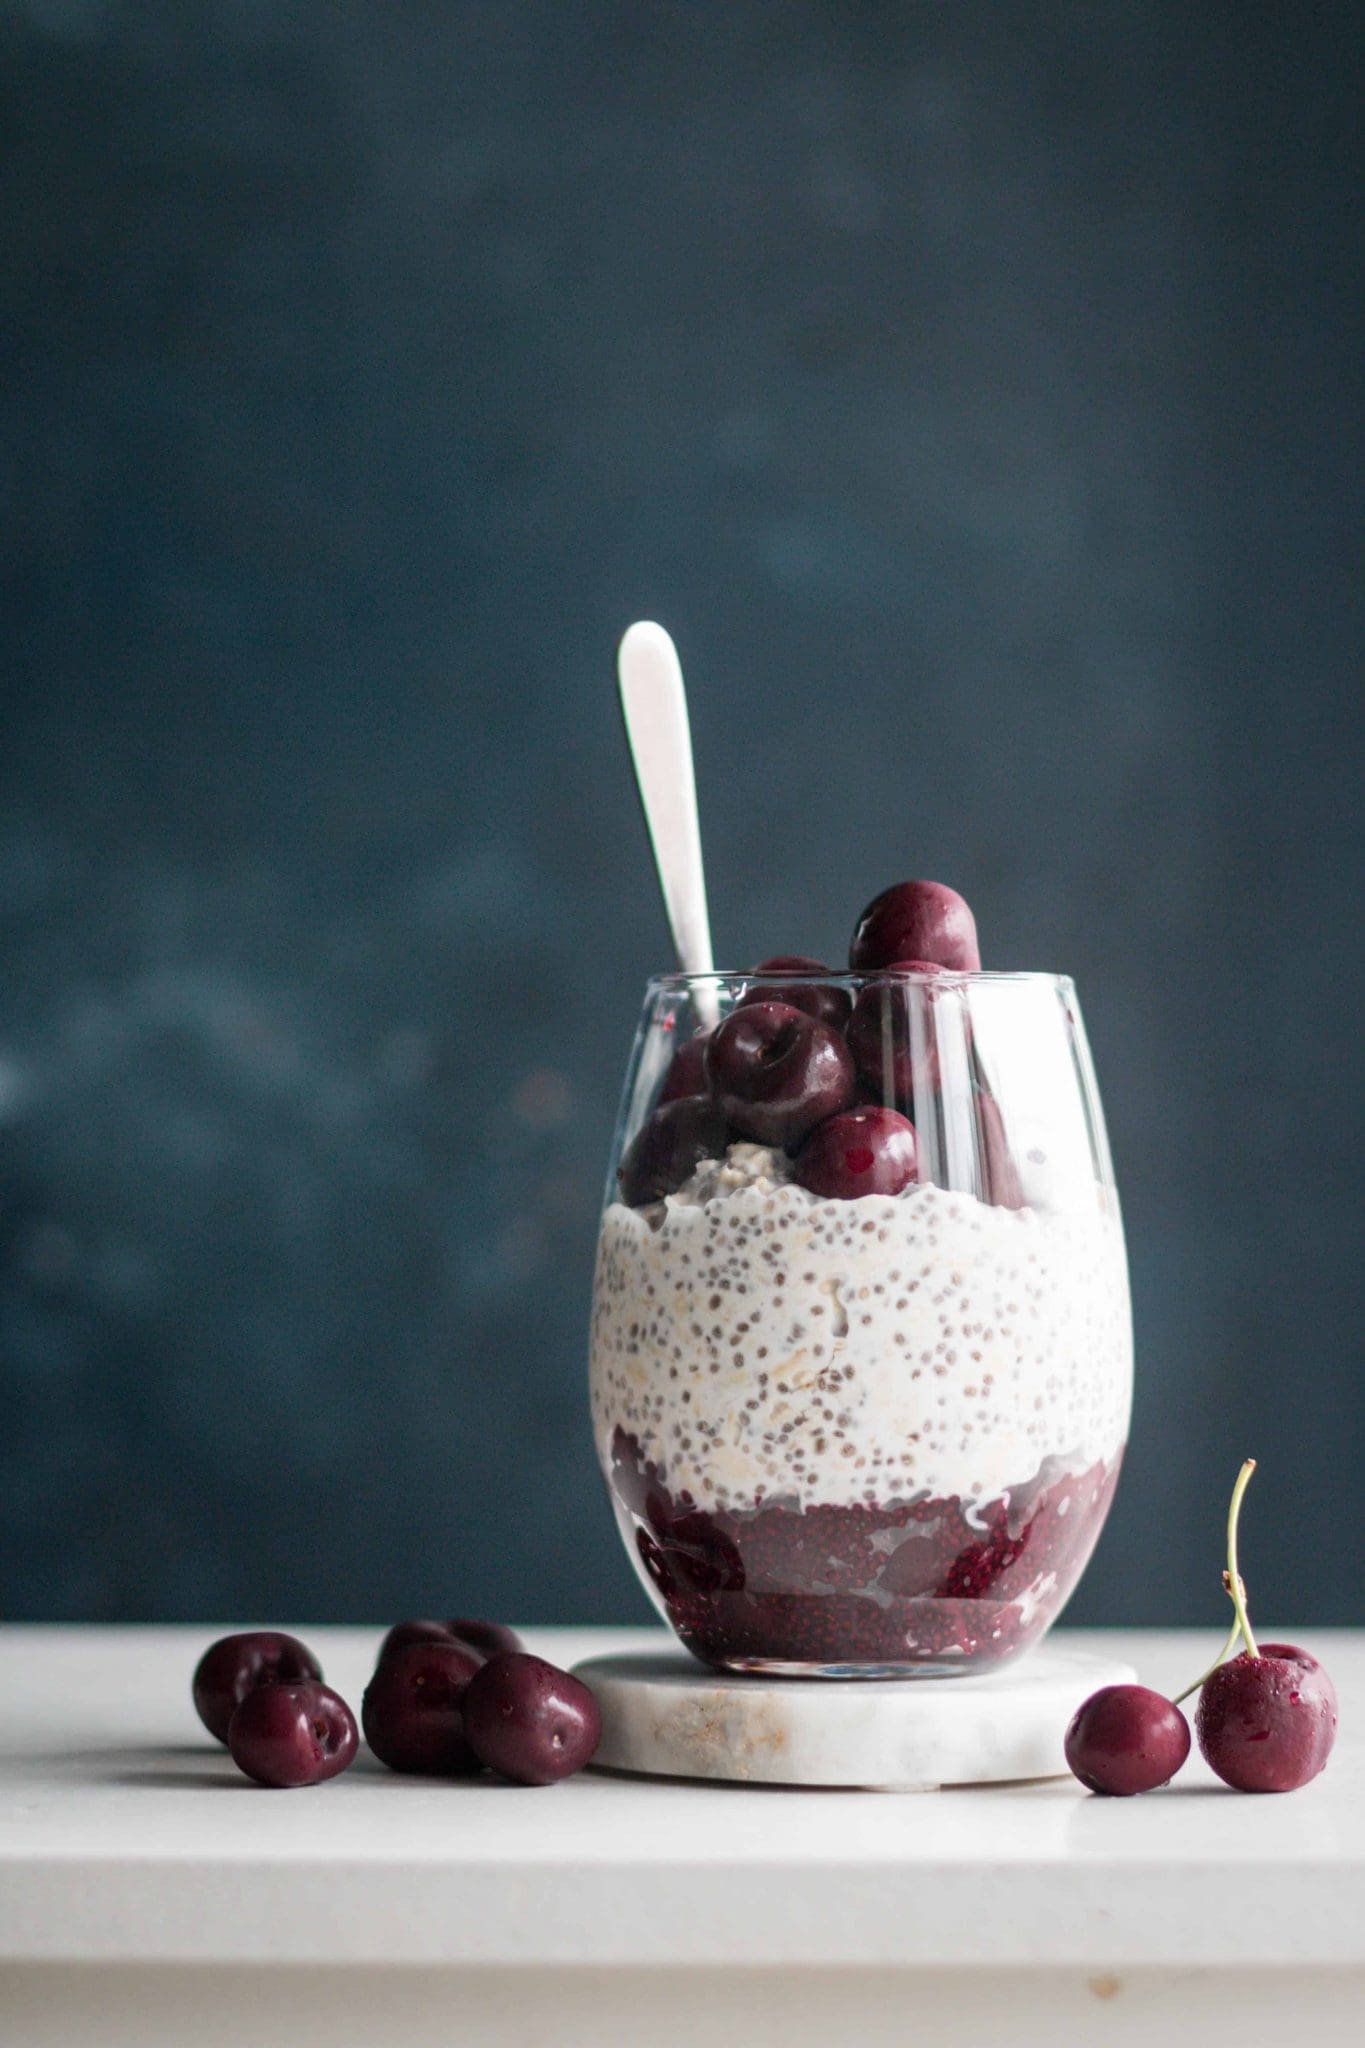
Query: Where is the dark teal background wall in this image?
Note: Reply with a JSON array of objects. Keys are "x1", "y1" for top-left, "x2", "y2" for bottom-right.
[{"x1": 2, "y1": 2, "x2": 1361, "y2": 1626}]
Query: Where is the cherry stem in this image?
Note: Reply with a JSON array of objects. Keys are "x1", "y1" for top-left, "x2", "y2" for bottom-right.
[
  {"x1": 1171, "y1": 1459, "x2": 1262, "y2": 1705},
  {"x1": 1225, "y1": 1457, "x2": 1260, "y2": 1659},
  {"x1": 1172, "y1": 1614, "x2": 1242, "y2": 1707}
]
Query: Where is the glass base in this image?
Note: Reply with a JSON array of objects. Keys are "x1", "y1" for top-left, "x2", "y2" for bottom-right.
[
  {"x1": 717, "y1": 1655, "x2": 977, "y2": 1681},
  {"x1": 609, "y1": 1429, "x2": 1123, "y2": 1679}
]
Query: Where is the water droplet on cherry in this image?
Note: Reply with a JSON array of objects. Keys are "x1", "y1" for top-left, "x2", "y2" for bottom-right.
[
  {"x1": 462, "y1": 1653, "x2": 601, "y2": 1785},
  {"x1": 1196, "y1": 1644, "x2": 1338, "y2": 1793}
]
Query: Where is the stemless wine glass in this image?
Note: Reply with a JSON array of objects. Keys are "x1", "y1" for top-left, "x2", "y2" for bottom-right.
[{"x1": 589, "y1": 969, "x2": 1132, "y2": 1677}]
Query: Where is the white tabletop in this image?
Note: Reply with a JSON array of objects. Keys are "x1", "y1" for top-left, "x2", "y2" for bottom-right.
[{"x1": 1, "y1": 1625, "x2": 1361, "y2": 1971}]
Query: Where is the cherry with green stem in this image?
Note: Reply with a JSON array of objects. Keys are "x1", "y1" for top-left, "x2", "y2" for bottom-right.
[
  {"x1": 1188, "y1": 1458, "x2": 1338, "y2": 1793},
  {"x1": 1171, "y1": 1457, "x2": 1260, "y2": 1710},
  {"x1": 1063, "y1": 1683, "x2": 1190, "y2": 1797},
  {"x1": 1066, "y1": 1458, "x2": 1337, "y2": 1798}
]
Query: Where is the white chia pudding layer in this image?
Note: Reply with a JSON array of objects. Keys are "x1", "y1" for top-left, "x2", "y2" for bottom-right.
[{"x1": 589, "y1": 1144, "x2": 1132, "y2": 1513}]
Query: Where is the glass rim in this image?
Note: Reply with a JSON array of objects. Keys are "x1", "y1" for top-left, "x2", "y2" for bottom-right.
[{"x1": 645, "y1": 968, "x2": 1076, "y2": 993}]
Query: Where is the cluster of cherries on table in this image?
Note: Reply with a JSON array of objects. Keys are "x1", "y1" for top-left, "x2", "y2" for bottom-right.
[
  {"x1": 620, "y1": 876, "x2": 998, "y2": 1208},
  {"x1": 192, "y1": 1620, "x2": 601, "y2": 1790},
  {"x1": 1065, "y1": 1461, "x2": 1337, "y2": 1796}
]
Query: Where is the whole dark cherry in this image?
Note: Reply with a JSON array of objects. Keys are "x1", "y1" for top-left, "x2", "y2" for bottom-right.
[
  {"x1": 793, "y1": 1106, "x2": 919, "y2": 1200},
  {"x1": 192, "y1": 1631, "x2": 323, "y2": 1745},
  {"x1": 447, "y1": 1617, "x2": 525, "y2": 1660},
  {"x1": 1065, "y1": 1461, "x2": 1338, "y2": 1799},
  {"x1": 618, "y1": 1095, "x2": 731, "y2": 1206},
  {"x1": 378, "y1": 1619, "x2": 464, "y2": 1661},
  {"x1": 657, "y1": 1030, "x2": 713, "y2": 1106},
  {"x1": 361, "y1": 1638, "x2": 484, "y2": 1775},
  {"x1": 847, "y1": 963, "x2": 947, "y2": 1101},
  {"x1": 1180, "y1": 1461, "x2": 1336, "y2": 1794},
  {"x1": 849, "y1": 880, "x2": 980, "y2": 973},
  {"x1": 737, "y1": 957, "x2": 851, "y2": 1032},
  {"x1": 378, "y1": 1618, "x2": 524, "y2": 1665},
  {"x1": 1064, "y1": 1684, "x2": 1191, "y2": 1796},
  {"x1": 1197, "y1": 1644, "x2": 1338, "y2": 1793},
  {"x1": 462, "y1": 1653, "x2": 602, "y2": 1785},
  {"x1": 706, "y1": 1001, "x2": 855, "y2": 1149},
  {"x1": 227, "y1": 1679, "x2": 358, "y2": 1788}
]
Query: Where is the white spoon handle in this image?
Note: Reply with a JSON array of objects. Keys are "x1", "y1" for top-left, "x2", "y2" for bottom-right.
[{"x1": 617, "y1": 621, "x2": 718, "y2": 1027}]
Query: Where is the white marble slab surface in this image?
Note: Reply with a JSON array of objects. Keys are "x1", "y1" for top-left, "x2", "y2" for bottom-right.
[
  {"x1": 1, "y1": 1625, "x2": 1361, "y2": 1975},
  {"x1": 577, "y1": 1641, "x2": 1136, "y2": 1786}
]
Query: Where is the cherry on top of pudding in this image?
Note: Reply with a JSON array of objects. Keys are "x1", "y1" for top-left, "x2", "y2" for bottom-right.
[
  {"x1": 849, "y1": 880, "x2": 980, "y2": 974},
  {"x1": 705, "y1": 1000, "x2": 856, "y2": 1150},
  {"x1": 593, "y1": 880, "x2": 1131, "y2": 1671},
  {"x1": 624, "y1": 889, "x2": 986, "y2": 1216}
]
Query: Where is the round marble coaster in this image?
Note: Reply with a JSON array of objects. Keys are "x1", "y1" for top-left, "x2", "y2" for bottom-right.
[{"x1": 573, "y1": 1644, "x2": 1136, "y2": 1790}]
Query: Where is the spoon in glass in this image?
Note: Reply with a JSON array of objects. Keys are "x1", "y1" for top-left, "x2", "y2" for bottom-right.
[{"x1": 617, "y1": 620, "x2": 719, "y2": 1028}]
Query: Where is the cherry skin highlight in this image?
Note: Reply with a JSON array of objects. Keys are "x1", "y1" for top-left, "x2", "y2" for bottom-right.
[
  {"x1": 1064, "y1": 1684, "x2": 1191, "y2": 1795},
  {"x1": 361, "y1": 1638, "x2": 484, "y2": 1775},
  {"x1": 737, "y1": 957, "x2": 851, "y2": 1032},
  {"x1": 618, "y1": 1095, "x2": 731, "y2": 1206},
  {"x1": 793, "y1": 1105, "x2": 919, "y2": 1200},
  {"x1": 705, "y1": 1001, "x2": 855, "y2": 1150},
  {"x1": 192, "y1": 1631, "x2": 323, "y2": 1745},
  {"x1": 849, "y1": 880, "x2": 980, "y2": 973},
  {"x1": 1196, "y1": 1644, "x2": 1338, "y2": 1793},
  {"x1": 462, "y1": 1653, "x2": 602, "y2": 1785},
  {"x1": 227, "y1": 1680, "x2": 358, "y2": 1788}
]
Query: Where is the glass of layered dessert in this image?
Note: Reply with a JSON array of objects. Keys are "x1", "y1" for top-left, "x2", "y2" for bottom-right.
[{"x1": 590, "y1": 880, "x2": 1132, "y2": 1677}]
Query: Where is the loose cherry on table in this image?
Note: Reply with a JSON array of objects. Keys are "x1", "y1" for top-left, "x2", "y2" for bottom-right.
[
  {"x1": 1196, "y1": 1640, "x2": 1338, "y2": 1794},
  {"x1": 446, "y1": 1617, "x2": 525, "y2": 1660},
  {"x1": 192, "y1": 1631, "x2": 324, "y2": 1745},
  {"x1": 1189, "y1": 1461, "x2": 1338, "y2": 1793},
  {"x1": 228, "y1": 1679, "x2": 358, "y2": 1788},
  {"x1": 461, "y1": 1652, "x2": 602, "y2": 1785},
  {"x1": 379, "y1": 1618, "x2": 525, "y2": 1664},
  {"x1": 793, "y1": 1105, "x2": 919, "y2": 1200},
  {"x1": 736, "y1": 956, "x2": 852, "y2": 1032},
  {"x1": 705, "y1": 1000, "x2": 855, "y2": 1150},
  {"x1": 1065, "y1": 1459, "x2": 1337, "y2": 1797},
  {"x1": 361, "y1": 1637, "x2": 485, "y2": 1776},
  {"x1": 849, "y1": 880, "x2": 981, "y2": 974},
  {"x1": 618, "y1": 1095, "x2": 731, "y2": 1206},
  {"x1": 192, "y1": 1622, "x2": 602, "y2": 1788},
  {"x1": 1064, "y1": 1684, "x2": 1191, "y2": 1796}
]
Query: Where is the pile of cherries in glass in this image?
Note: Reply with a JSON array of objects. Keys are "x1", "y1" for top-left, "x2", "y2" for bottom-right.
[
  {"x1": 192, "y1": 1618, "x2": 601, "y2": 1790},
  {"x1": 621, "y1": 876, "x2": 1014, "y2": 1207},
  {"x1": 1065, "y1": 1461, "x2": 1337, "y2": 1797}
]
